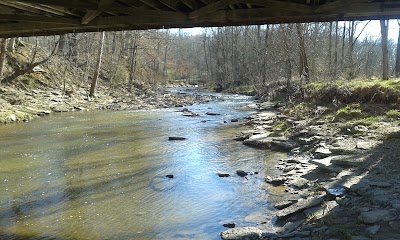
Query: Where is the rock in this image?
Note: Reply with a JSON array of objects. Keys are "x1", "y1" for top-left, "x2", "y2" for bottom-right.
[
  {"x1": 356, "y1": 140, "x2": 380, "y2": 150},
  {"x1": 326, "y1": 187, "x2": 345, "y2": 200},
  {"x1": 166, "y1": 174, "x2": 174, "y2": 179},
  {"x1": 278, "y1": 220, "x2": 304, "y2": 234},
  {"x1": 366, "y1": 225, "x2": 380, "y2": 235},
  {"x1": 276, "y1": 195, "x2": 325, "y2": 219},
  {"x1": 217, "y1": 173, "x2": 230, "y2": 177},
  {"x1": 330, "y1": 155, "x2": 366, "y2": 167},
  {"x1": 314, "y1": 147, "x2": 332, "y2": 158},
  {"x1": 310, "y1": 157, "x2": 342, "y2": 173},
  {"x1": 358, "y1": 209, "x2": 391, "y2": 224},
  {"x1": 9, "y1": 114, "x2": 16, "y2": 121},
  {"x1": 74, "y1": 106, "x2": 88, "y2": 111},
  {"x1": 303, "y1": 201, "x2": 339, "y2": 220},
  {"x1": 223, "y1": 223, "x2": 236, "y2": 228},
  {"x1": 265, "y1": 176, "x2": 287, "y2": 186},
  {"x1": 168, "y1": 136, "x2": 187, "y2": 140},
  {"x1": 182, "y1": 112, "x2": 199, "y2": 117},
  {"x1": 274, "y1": 200, "x2": 297, "y2": 210},
  {"x1": 353, "y1": 125, "x2": 369, "y2": 133},
  {"x1": 391, "y1": 200, "x2": 400, "y2": 209},
  {"x1": 231, "y1": 118, "x2": 239, "y2": 122},
  {"x1": 369, "y1": 181, "x2": 391, "y2": 188},
  {"x1": 236, "y1": 170, "x2": 248, "y2": 177},
  {"x1": 205, "y1": 112, "x2": 220, "y2": 116},
  {"x1": 220, "y1": 227, "x2": 263, "y2": 240},
  {"x1": 243, "y1": 135, "x2": 297, "y2": 151},
  {"x1": 351, "y1": 236, "x2": 372, "y2": 240},
  {"x1": 289, "y1": 178, "x2": 309, "y2": 189}
]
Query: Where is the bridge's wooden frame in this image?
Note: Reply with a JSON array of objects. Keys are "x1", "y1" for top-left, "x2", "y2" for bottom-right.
[{"x1": 0, "y1": 0, "x2": 400, "y2": 37}]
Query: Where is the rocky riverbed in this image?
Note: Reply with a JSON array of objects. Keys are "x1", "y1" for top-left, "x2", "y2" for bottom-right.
[
  {"x1": 0, "y1": 85, "x2": 218, "y2": 124},
  {"x1": 223, "y1": 101, "x2": 400, "y2": 240}
]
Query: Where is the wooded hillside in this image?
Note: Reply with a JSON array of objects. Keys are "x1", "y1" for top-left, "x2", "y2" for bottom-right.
[{"x1": 0, "y1": 20, "x2": 398, "y2": 99}]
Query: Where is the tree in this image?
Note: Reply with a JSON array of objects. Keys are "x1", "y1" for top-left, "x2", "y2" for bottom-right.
[
  {"x1": 395, "y1": 20, "x2": 400, "y2": 77},
  {"x1": 296, "y1": 23, "x2": 310, "y2": 84},
  {"x1": 0, "y1": 38, "x2": 7, "y2": 82},
  {"x1": 380, "y1": 19, "x2": 389, "y2": 80},
  {"x1": 89, "y1": 31, "x2": 105, "y2": 98}
]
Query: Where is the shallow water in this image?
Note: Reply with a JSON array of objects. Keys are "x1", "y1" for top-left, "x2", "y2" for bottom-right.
[{"x1": 0, "y1": 92, "x2": 284, "y2": 239}]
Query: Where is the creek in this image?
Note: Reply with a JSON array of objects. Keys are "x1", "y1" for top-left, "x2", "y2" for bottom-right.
[{"x1": 0, "y1": 89, "x2": 284, "y2": 239}]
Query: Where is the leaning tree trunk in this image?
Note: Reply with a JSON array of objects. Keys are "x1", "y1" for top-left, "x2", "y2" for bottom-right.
[
  {"x1": 89, "y1": 32, "x2": 105, "y2": 98},
  {"x1": 380, "y1": 20, "x2": 389, "y2": 80}
]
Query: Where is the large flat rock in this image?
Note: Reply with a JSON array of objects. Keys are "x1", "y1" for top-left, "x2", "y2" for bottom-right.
[{"x1": 276, "y1": 195, "x2": 325, "y2": 219}]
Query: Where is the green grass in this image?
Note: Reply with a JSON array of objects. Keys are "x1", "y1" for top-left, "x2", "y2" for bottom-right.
[
  {"x1": 304, "y1": 79, "x2": 400, "y2": 104},
  {"x1": 336, "y1": 103, "x2": 363, "y2": 120},
  {"x1": 386, "y1": 109, "x2": 400, "y2": 119}
]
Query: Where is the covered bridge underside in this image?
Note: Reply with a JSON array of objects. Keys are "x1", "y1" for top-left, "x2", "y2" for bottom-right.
[{"x1": 0, "y1": 0, "x2": 400, "y2": 37}]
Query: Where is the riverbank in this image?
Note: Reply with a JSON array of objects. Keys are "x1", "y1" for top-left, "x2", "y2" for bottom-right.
[
  {"x1": 0, "y1": 84, "x2": 218, "y2": 124},
  {"x1": 223, "y1": 81, "x2": 400, "y2": 239}
]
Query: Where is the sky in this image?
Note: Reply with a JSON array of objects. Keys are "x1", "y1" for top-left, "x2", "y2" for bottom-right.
[{"x1": 170, "y1": 20, "x2": 400, "y2": 41}]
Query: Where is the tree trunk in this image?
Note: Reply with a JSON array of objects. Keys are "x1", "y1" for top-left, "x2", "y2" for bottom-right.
[
  {"x1": 296, "y1": 23, "x2": 310, "y2": 84},
  {"x1": 128, "y1": 32, "x2": 138, "y2": 91},
  {"x1": 341, "y1": 21, "x2": 346, "y2": 71},
  {"x1": 380, "y1": 20, "x2": 389, "y2": 80},
  {"x1": 334, "y1": 21, "x2": 339, "y2": 79},
  {"x1": 58, "y1": 34, "x2": 65, "y2": 55},
  {"x1": 328, "y1": 22, "x2": 333, "y2": 77},
  {"x1": 8, "y1": 38, "x2": 15, "y2": 53},
  {"x1": 0, "y1": 38, "x2": 7, "y2": 82},
  {"x1": 395, "y1": 21, "x2": 400, "y2": 77},
  {"x1": 89, "y1": 32, "x2": 105, "y2": 98}
]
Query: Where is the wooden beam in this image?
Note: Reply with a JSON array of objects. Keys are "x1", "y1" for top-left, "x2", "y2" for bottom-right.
[
  {"x1": 189, "y1": 0, "x2": 237, "y2": 19},
  {"x1": 2, "y1": 0, "x2": 72, "y2": 17},
  {"x1": 5, "y1": 0, "x2": 96, "y2": 9},
  {"x1": 189, "y1": 0, "x2": 313, "y2": 19},
  {"x1": 0, "y1": 14, "x2": 80, "y2": 24},
  {"x1": 81, "y1": 0, "x2": 116, "y2": 24}
]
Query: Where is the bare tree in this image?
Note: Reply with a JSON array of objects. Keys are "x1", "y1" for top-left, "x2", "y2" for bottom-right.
[
  {"x1": 0, "y1": 39, "x2": 7, "y2": 82},
  {"x1": 89, "y1": 32, "x2": 105, "y2": 98},
  {"x1": 380, "y1": 20, "x2": 389, "y2": 80},
  {"x1": 395, "y1": 20, "x2": 400, "y2": 77},
  {"x1": 296, "y1": 23, "x2": 310, "y2": 84}
]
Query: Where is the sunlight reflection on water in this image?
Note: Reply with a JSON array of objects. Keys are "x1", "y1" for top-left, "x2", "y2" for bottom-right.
[{"x1": 0, "y1": 92, "x2": 285, "y2": 239}]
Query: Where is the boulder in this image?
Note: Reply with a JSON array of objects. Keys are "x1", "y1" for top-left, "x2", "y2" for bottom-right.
[{"x1": 221, "y1": 227, "x2": 263, "y2": 240}]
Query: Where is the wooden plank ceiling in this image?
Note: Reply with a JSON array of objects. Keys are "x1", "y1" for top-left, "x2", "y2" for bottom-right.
[{"x1": 0, "y1": 0, "x2": 400, "y2": 37}]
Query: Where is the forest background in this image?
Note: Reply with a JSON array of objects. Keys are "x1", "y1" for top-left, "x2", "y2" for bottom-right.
[{"x1": 0, "y1": 19, "x2": 398, "y2": 101}]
